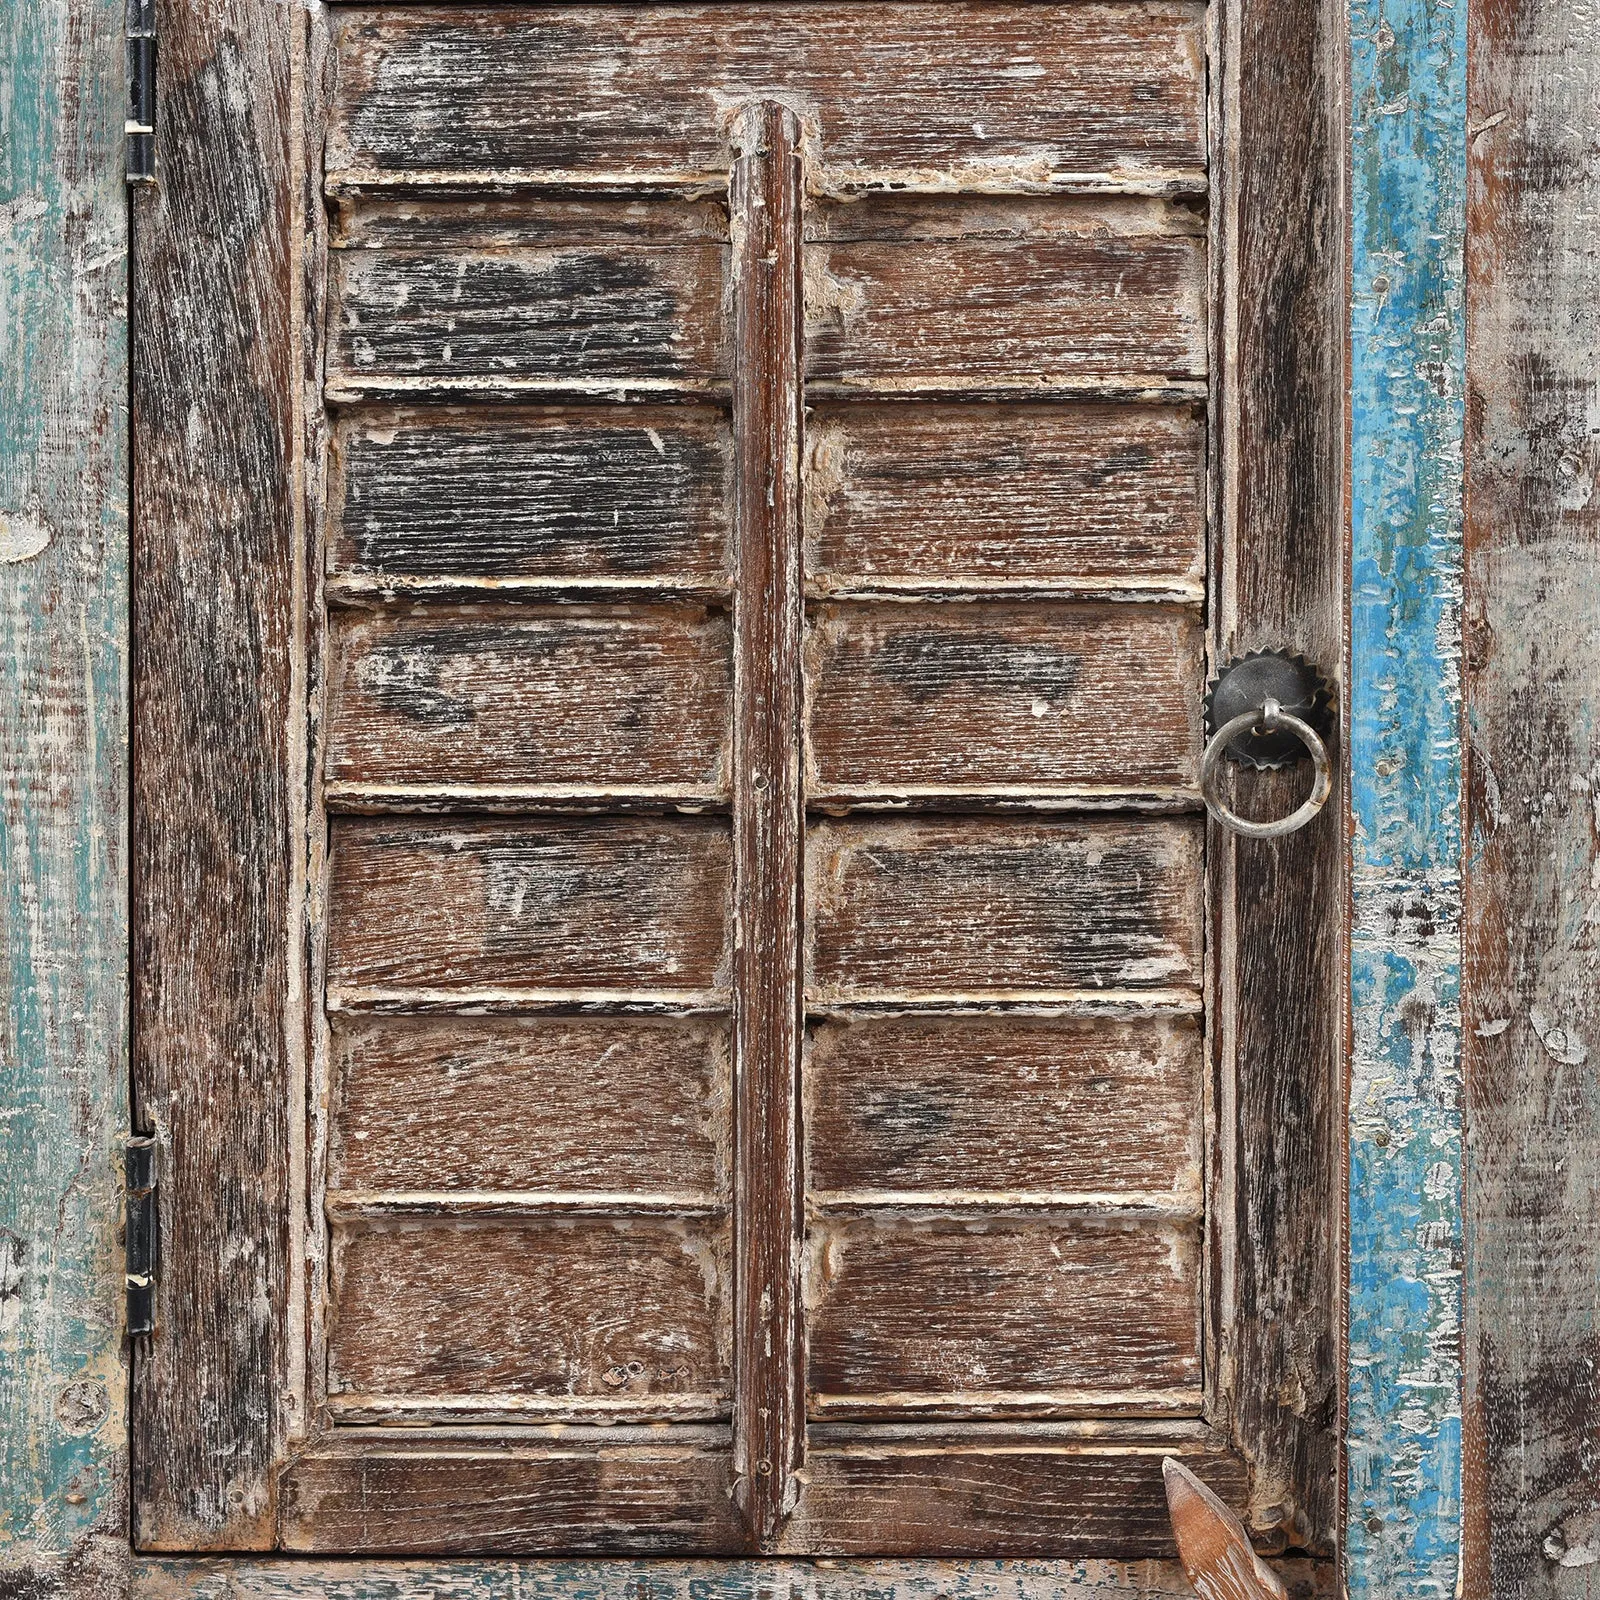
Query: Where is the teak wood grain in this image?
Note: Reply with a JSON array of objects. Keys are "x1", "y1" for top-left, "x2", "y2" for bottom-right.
[
  {"x1": 330, "y1": 1016, "x2": 731, "y2": 1197},
  {"x1": 805, "y1": 1015, "x2": 1203, "y2": 1205},
  {"x1": 328, "y1": 406, "x2": 732, "y2": 592},
  {"x1": 326, "y1": 818, "x2": 732, "y2": 1002},
  {"x1": 805, "y1": 1217, "x2": 1202, "y2": 1412},
  {"x1": 327, "y1": 5, "x2": 1207, "y2": 190},
  {"x1": 807, "y1": 819, "x2": 1204, "y2": 1003},
  {"x1": 325, "y1": 604, "x2": 732, "y2": 799},
  {"x1": 729, "y1": 101, "x2": 806, "y2": 1550},
  {"x1": 804, "y1": 403, "x2": 1205, "y2": 597},
  {"x1": 327, "y1": 1219, "x2": 732, "y2": 1421},
  {"x1": 805, "y1": 602, "x2": 1204, "y2": 797}
]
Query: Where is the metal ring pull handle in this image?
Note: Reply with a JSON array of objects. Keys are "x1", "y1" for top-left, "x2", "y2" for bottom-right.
[{"x1": 1200, "y1": 697, "x2": 1333, "y2": 839}]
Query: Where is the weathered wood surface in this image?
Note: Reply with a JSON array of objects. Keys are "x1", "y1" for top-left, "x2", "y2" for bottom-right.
[
  {"x1": 325, "y1": 605, "x2": 731, "y2": 799},
  {"x1": 0, "y1": 0, "x2": 128, "y2": 1586},
  {"x1": 327, "y1": 1219, "x2": 732, "y2": 1419},
  {"x1": 1208, "y1": 0, "x2": 1344, "y2": 1553},
  {"x1": 776, "y1": 1443, "x2": 1249, "y2": 1558},
  {"x1": 1463, "y1": 1, "x2": 1600, "y2": 1593},
  {"x1": 129, "y1": 0, "x2": 298, "y2": 1553},
  {"x1": 805, "y1": 603, "x2": 1203, "y2": 797},
  {"x1": 1345, "y1": 0, "x2": 1467, "y2": 1590},
  {"x1": 329, "y1": 243, "x2": 728, "y2": 394},
  {"x1": 326, "y1": 818, "x2": 732, "y2": 1003},
  {"x1": 805, "y1": 1218, "x2": 1201, "y2": 1411},
  {"x1": 729, "y1": 103, "x2": 807, "y2": 1548},
  {"x1": 132, "y1": 1556, "x2": 1340, "y2": 1600},
  {"x1": 804, "y1": 403, "x2": 1205, "y2": 598},
  {"x1": 328, "y1": 407, "x2": 731, "y2": 592},
  {"x1": 805, "y1": 1016, "x2": 1202, "y2": 1205},
  {"x1": 278, "y1": 1443, "x2": 746, "y2": 1554},
  {"x1": 806, "y1": 237, "x2": 1205, "y2": 393},
  {"x1": 330, "y1": 1016, "x2": 730, "y2": 1195},
  {"x1": 327, "y1": 5, "x2": 1207, "y2": 192},
  {"x1": 807, "y1": 819, "x2": 1203, "y2": 1003}
]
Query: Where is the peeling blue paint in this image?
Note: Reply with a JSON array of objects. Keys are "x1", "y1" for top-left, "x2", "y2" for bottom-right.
[{"x1": 1346, "y1": 0, "x2": 1466, "y2": 1594}]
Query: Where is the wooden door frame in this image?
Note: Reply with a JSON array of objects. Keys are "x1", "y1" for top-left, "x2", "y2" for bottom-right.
[{"x1": 9, "y1": 0, "x2": 1582, "y2": 1591}]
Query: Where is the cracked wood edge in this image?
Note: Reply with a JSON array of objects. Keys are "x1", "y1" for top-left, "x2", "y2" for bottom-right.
[
  {"x1": 0, "y1": 0, "x2": 128, "y2": 1586},
  {"x1": 1346, "y1": 0, "x2": 1467, "y2": 1592},
  {"x1": 1464, "y1": 0, "x2": 1600, "y2": 1593},
  {"x1": 730, "y1": 100, "x2": 806, "y2": 1550}
]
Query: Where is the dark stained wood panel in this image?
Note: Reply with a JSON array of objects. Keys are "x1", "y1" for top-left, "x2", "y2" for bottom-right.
[
  {"x1": 777, "y1": 1442, "x2": 1249, "y2": 1558},
  {"x1": 330, "y1": 1016, "x2": 730, "y2": 1196},
  {"x1": 327, "y1": 1219, "x2": 731, "y2": 1417},
  {"x1": 333, "y1": 196, "x2": 730, "y2": 248},
  {"x1": 805, "y1": 404, "x2": 1206, "y2": 595},
  {"x1": 806, "y1": 1217, "x2": 1200, "y2": 1413},
  {"x1": 327, "y1": 6, "x2": 1207, "y2": 191},
  {"x1": 328, "y1": 408, "x2": 731, "y2": 589},
  {"x1": 808, "y1": 819, "x2": 1204, "y2": 1001},
  {"x1": 805, "y1": 602, "x2": 1203, "y2": 795},
  {"x1": 279, "y1": 1444, "x2": 745, "y2": 1554},
  {"x1": 328, "y1": 244, "x2": 727, "y2": 391},
  {"x1": 326, "y1": 818, "x2": 731, "y2": 1000},
  {"x1": 806, "y1": 1015, "x2": 1202, "y2": 1204},
  {"x1": 807, "y1": 194, "x2": 1207, "y2": 244},
  {"x1": 805, "y1": 238, "x2": 1206, "y2": 389},
  {"x1": 325, "y1": 604, "x2": 731, "y2": 797}
]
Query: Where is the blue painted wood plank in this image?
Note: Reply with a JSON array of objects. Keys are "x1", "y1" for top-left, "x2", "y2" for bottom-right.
[
  {"x1": 1346, "y1": 0, "x2": 1467, "y2": 1593},
  {"x1": 0, "y1": 0, "x2": 129, "y2": 1585}
]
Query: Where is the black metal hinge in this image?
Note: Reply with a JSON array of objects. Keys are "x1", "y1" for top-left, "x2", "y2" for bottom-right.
[
  {"x1": 126, "y1": 0, "x2": 156, "y2": 185},
  {"x1": 125, "y1": 1136, "x2": 158, "y2": 1335}
]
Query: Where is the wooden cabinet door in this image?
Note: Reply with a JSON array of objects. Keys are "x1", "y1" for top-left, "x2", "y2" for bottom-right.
[{"x1": 131, "y1": 0, "x2": 1342, "y2": 1562}]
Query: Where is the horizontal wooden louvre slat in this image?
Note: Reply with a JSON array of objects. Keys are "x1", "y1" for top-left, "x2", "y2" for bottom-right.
[
  {"x1": 327, "y1": 1220, "x2": 731, "y2": 1419},
  {"x1": 805, "y1": 239, "x2": 1206, "y2": 391},
  {"x1": 279, "y1": 1445, "x2": 745, "y2": 1554},
  {"x1": 807, "y1": 819, "x2": 1203, "y2": 1002},
  {"x1": 326, "y1": 818, "x2": 731, "y2": 1002},
  {"x1": 328, "y1": 245, "x2": 727, "y2": 391},
  {"x1": 806, "y1": 1015, "x2": 1202, "y2": 1205},
  {"x1": 328, "y1": 408, "x2": 731, "y2": 590},
  {"x1": 776, "y1": 1442, "x2": 1248, "y2": 1557},
  {"x1": 805, "y1": 404, "x2": 1205, "y2": 596},
  {"x1": 330, "y1": 1016, "x2": 730, "y2": 1196},
  {"x1": 805, "y1": 1217, "x2": 1200, "y2": 1412},
  {"x1": 325, "y1": 605, "x2": 731, "y2": 798},
  {"x1": 805, "y1": 603, "x2": 1203, "y2": 796},
  {"x1": 327, "y1": 6, "x2": 1206, "y2": 192}
]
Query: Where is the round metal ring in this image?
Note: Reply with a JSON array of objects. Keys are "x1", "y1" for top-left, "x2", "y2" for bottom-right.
[{"x1": 1200, "y1": 703, "x2": 1332, "y2": 839}]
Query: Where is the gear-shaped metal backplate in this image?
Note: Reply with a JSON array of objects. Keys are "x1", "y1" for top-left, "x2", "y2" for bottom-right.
[{"x1": 1203, "y1": 650, "x2": 1335, "y2": 770}]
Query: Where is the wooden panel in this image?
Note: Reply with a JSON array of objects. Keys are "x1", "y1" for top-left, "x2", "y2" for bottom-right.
[
  {"x1": 806, "y1": 1016, "x2": 1202, "y2": 1206},
  {"x1": 279, "y1": 1444, "x2": 745, "y2": 1554},
  {"x1": 805, "y1": 404, "x2": 1205, "y2": 596},
  {"x1": 326, "y1": 818, "x2": 731, "y2": 1001},
  {"x1": 806, "y1": 603, "x2": 1203, "y2": 796},
  {"x1": 327, "y1": 6, "x2": 1207, "y2": 191},
  {"x1": 129, "y1": 0, "x2": 297, "y2": 1551},
  {"x1": 805, "y1": 238, "x2": 1206, "y2": 390},
  {"x1": 328, "y1": 408, "x2": 731, "y2": 590},
  {"x1": 333, "y1": 197, "x2": 729, "y2": 249},
  {"x1": 330, "y1": 1016, "x2": 730, "y2": 1196},
  {"x1": 777, "y1": 1444, "x2": 1250, "y2": 1559},
  {"x1": 808, "y1": 819, "x2": 1203, "y2": 1002},
  {"x1": 728, "y1": 102, "x2": 806, "y2": 1546},
  {"x1": 1464, "y1": 0, "x2": 1600, "y2": 1592},
  {"x1": 0, "y1": 0, "x2": 127, "y2": 1575},
  {"x1": 1212, "y1": 0, "x2": 1344, "y2": 1553},
  {"x1": 325, "y1": 605, "x2": 731, "y2": 798},
  {"x1": 327, "y1": 1220, "x2": 730, "y2": 1417},
  {"x1": 806, "y1": 1218, "x2": 1200, "y2": 1411},
  {"x1": 327, "y1": 244, "x2": 726, "y2": 392}
]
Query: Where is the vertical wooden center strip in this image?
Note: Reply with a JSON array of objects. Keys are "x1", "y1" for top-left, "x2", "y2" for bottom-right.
[{"x1": 730, "y1": 100, "x2": 806, "y2": 1548}]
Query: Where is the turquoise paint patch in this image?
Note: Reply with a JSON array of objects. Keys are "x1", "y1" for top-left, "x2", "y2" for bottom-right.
[{"x1": 1346, "y1": 0, "x2": 1466, "y2": 1593}]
